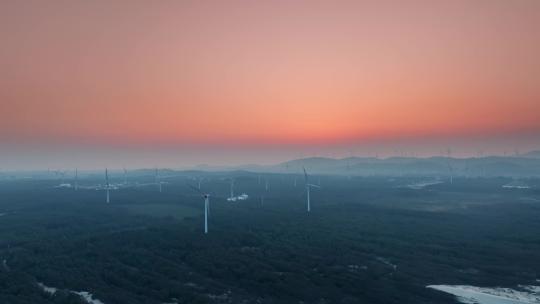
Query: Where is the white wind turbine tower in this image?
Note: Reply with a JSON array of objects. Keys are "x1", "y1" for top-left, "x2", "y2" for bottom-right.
[
  {"x1": 346, "y1": 156, "x2": 352, "y2": 180},
  {"x1": 259, "y1": 181, "x2": 265, "y2": 207},
  {"x1": 189, "y1": 185, "x2": 210, "y2": 234},
  {"x1": 303, "y1": 167, "x2": 320, "y2": 213},
  {"x1": 155, "y1": 168, "x2": 162, "y2": 192},
  {"x1": 447, "y1": 148, "x2": 453, "y2": 184},
  {"x1": 447, "y1": 162, "x2": 454, "y2": 184},
  {"x1": 123, "y1": 168, "x2": 128, "y2": 185},
  {"x1": 229, "y1": 178, "x2": 235, "y2": 199},
  {"x1": 105, "y1": 168, "x2": 110, "y2": 203},
  {"x1": 74, "y1": 168, "x2": 78, "y2": 191}
]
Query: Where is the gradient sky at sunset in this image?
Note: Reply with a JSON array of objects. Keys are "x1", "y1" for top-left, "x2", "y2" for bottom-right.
[{"x1": 1, "y1": 0, "x2": 539, "y2": 169}]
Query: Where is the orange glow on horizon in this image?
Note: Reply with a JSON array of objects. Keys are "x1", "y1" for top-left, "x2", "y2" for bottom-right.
[{"x1": 1, "y1": 0, "x2": 539, "y2": 148}]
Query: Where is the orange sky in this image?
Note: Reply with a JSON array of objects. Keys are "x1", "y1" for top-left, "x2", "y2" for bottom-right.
[{"x1": 1, "y1": 1, "x2": 539, "y2": 167}]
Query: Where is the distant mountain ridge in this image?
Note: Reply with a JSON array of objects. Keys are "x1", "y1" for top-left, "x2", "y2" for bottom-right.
[
  {"x1": 187, "y1": 153, "x2": 540, "y2": 177},
  {"x1": 3, "y1": 151, "x2": 540, "y2": 178},
  {"x1": 523, "y1": 150, "x2": 540, "y2": 158},
  {"x1": 275, "y1": 155, "x2": 540, "y2": 177}
]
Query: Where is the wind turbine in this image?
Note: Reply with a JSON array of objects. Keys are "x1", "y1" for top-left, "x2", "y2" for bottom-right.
[
  {"x1": 54, "y1": 170, "x2": 66, "y2": 184},
  {"x1": 105, "y1": 168, "x2": 110, "y2": 203},
  {"x1": 346, "y1": 157, "x2": 352, "y2": 180},
  {"x1": 123, "y1": 167, "x2": 128, "y2": 185},
  {"x1": 74, "y1": 168, "x2": 78, "y2": 191},
  {"x1": 446, "y1": 148, "x2": 454, "y2": 184},
  {"x1": 229, "y1": 178, "x2": 235, "y2": 199},
  {"x1": 155, "y1": 168, "x2": 162, "y2": 192},
  {"x1": 260, "y1": 176, "x2": 266, "y2": 206},
  {"x1": 303, "y1": 167, "x2": 320, "y2": 213},
  {"x1": 188, "y1": 185, "x2": 210, "y2": 234},
  {"x1": 447, "y1": 162, "x2": 454, "y2": 184}
]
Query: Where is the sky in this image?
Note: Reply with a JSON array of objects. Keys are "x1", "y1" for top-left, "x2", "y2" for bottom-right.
[{"x1": 1, "y1": 0, "x2": 539, "y2": 170}]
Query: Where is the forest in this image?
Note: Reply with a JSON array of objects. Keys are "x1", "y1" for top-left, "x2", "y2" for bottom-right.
[{"x1": 1, "y1": 172, "x2": 539, "y2": 303}]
